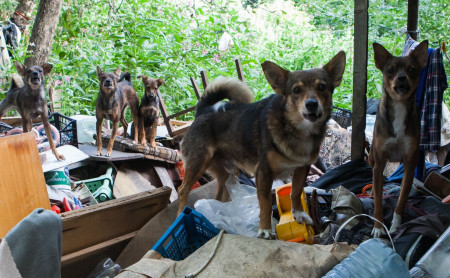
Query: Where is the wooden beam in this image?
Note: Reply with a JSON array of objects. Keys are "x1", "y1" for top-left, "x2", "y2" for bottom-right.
[
  {"x1": 190, "y1": 76, "x2": 202, "y2": 100},
  {"x1": 61, "y1": 187, "x2": 171, "y2": 255},
  {"x1": 200, "y1": 70, "x2": 208, "y2": 90},
  {"x1": 351, "y1": 0, "x2": 369, "y2": 160},
  {"x1": 235, "y1": 58, "x2": 245, "y2": 82},
  {"x1": 407, "y1": 0, "x2": 419, "y2": 40}
]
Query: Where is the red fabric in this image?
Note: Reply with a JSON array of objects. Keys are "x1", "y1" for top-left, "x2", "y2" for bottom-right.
[{"x1": 176, "y1": 160, "x2": 201, "y2": 190}]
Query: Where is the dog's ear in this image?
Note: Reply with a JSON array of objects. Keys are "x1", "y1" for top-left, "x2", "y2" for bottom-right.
[
  {"x1": 373, "y1": 43, "x2": 392, "y2": 71},
  {"x1": 157, "y1": 79, "x2": 165, "y2": 87},
  {"x1": 42, "y1": 63, "x2": 53, "y2": 75},
  {"x1": 96, "y1": 66, "x2": 103, "y2": 79},
  {"x1": 410, "y1": 40, "x2": 429, "y2": 70},
  {"x1": 14, "y1": 61, "x2": 26, "y2": 76},
  {"x1": 323, "y1": 51, "x2": 346, "y2": 88},
  {"x1": 261, "y1": 61, "x2": 289, "y2": 95},
  {"x1": 137, "y1": 75, "x2": 147, "y2": 82},
  {"x1": 114, "y1": 67, "x2": 121, "y2": 78}
]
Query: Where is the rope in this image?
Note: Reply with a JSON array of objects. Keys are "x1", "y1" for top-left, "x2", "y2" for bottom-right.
[
  {"x1": 333, "y1": 214, "x2": 396, "y2": 253},
  {"x1": 185, "y1": 230, "x2": 225, "y2": 278}
]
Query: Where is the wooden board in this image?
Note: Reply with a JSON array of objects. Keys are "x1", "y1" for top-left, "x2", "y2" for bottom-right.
[
  {"x1": 154, "y1": 166, "x2": 178, "y2": 202},
  {"x1": 113, "y1": 163, "x2": 157, "y2": 199},
  {"x1": 0, "y1": 132, "x2": 50, "y2": 237},
  {"x1": 61, "y1": 233, "x2": 135, "y2": 278},
  {"x1": 61, "y1": 187, "x2": 171, "y2": 256},
  {"x1": 78, "y1": 143, "x2": 144, "y2": 161}
]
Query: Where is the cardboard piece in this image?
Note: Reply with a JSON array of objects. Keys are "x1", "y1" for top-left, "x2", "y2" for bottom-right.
[{"x1": 41, "y1": 144, "x2": 89, "y2": 172}]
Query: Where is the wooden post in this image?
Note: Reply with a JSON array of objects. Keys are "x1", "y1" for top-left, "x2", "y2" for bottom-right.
[
  {"x1": 407, "y1": 0, "x2": 419, "y2": 40},
  {"x1": 351, "y1": 0, "x2": 369, "y2": 160},
  {"x1": 235, "y1": 59, "x2": 245, "y2": 82},
  {"x1": 200, "y1": 70, "x2": 208, "y2": 90}
]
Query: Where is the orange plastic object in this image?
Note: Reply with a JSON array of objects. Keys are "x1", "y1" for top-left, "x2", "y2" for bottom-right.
[{"x1": 275, "y1": 183, "x2": 314, "y2": 244}]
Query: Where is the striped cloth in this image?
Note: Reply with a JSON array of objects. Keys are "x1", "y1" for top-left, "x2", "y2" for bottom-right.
[{"x1": 420, "y1": 47, "x2": 448, "y2": 151}]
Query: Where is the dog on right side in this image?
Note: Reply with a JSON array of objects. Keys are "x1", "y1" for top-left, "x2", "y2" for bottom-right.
[{"x1": 369, "y1": 40, "x2": 428, "y2": 237}]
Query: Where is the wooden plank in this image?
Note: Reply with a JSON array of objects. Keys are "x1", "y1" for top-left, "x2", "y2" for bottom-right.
[
  {"x1": 157, "y1": 90, "x2": 175, "y2": 135},
  {"x1": 113, "y1": 163, "x2": 157, "y2": 199},
  {"x1": 61, "y1": 234, "x2": 134, "y2": 278},
  {"x1": 351, "y1": 0, "x2": 369, "y2": 160},
  {"x1": 407, "y1": 0, "x2": 419, "y2": 40},
  {"x1": 61, "y1": 187, "x2": 171, "y2": 255},
  {"x1": 167, "y1": 106, "x2": 196, "y2": 120},
  {"x1": 0, "y1": 132, "x2": 50, "y2": 237},
  {"x1": 61, "y1": 231, "x2": 138, "y2": 263},
  {"x1": 78, "y1": 143, "x2": 145, "y2": 162},
  {"x1": 0, "y1": 116, "x2": 43, "y2": 127},
  {"x1": 154, "y1": 166, "x2": 178, "y2": 202},
  {"x1": 190, "y1": 76, "x2": 202, "y2": 100},
  {"x1": 200, "y1": 70, "x2": 208, "y2": 90}
]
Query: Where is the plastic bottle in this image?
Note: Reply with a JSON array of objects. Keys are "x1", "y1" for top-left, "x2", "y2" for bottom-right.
[
  {"x1": 323, "y1": 238, "x2": 410, "y2": 278},
  {"x1": 409, "y1": 226, "x2": 450, "y2": 278}
]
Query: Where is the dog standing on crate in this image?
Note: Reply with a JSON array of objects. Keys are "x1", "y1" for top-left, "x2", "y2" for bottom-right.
[
  {"x1": 177, "y1": 51, "x2": 346, "y2": 239},
  {"x1": 0, "y1": 61, "x2": 64, "y2": 160},
  {"x1": 136, "y1": 75, "x2": 165, "y2": 148},
  {"x1": 96, "y1": 66, "x2": 140, "y2": 156},
  {"x1": 369, "y1": 40, "x2": 428, "y2": 237}
]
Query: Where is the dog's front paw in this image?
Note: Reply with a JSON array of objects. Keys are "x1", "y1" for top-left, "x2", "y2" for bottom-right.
[
  {"x1": 257, "y1": 229, "x2": 276, "y2": 240},
  {"x1": 55, "y1": 154, "x2": 65, "y2": 161},
  {"x1": 96, "y1": 151, "x2": 102, "y2": 156},
  {"x1": 371, "y1": 227, "x2": 386, "y2": 238},
  {"x1": 105, "y1": 151, "x2": 112, "y2": 157},
  {"x1": 389, "y1": 213, "x2": 402, "y2": 234},
  {"x1": 292, "y1": 210, "x2": 313, "y2": 226}
]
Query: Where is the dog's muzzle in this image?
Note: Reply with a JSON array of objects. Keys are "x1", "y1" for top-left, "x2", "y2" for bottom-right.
[
  {"x1": 31, "y1": 72, "x2": 41, "y2": 85},
  {"x1": 104, "y1": 79, "x2": 113, "y2": 88},
  {"x1": 303, "y1": 99, "x2": 321, "y2": 122},
  {"x1": 394, "y1": 75, "x2": 411, "y2": 95}
]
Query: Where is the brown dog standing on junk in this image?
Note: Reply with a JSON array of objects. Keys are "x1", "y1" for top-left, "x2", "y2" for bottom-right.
[
  {"x1": 369, "y1": 40, "x2": 428, "y2": 237},
  {"x1": 177, "y1": 51, "x2": 346, "y2": 239},
  {"x1": 96, "y1": 66, "x2": 140, "y2": 156},
  {"x1": 0, "y1": 61, "x2": 64, "y2": 160},
  {"x1": 136, "y1": 75, "x2": 165, "y2": 148}
]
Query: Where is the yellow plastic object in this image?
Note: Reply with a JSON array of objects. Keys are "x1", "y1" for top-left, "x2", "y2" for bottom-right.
[{"x1": 275, "y1": 183, "x2": 314, "y2": 244}]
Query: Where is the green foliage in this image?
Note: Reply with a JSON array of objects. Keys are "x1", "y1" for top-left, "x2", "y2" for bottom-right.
[{"x1": 0, "y1": 0, "x2": 448, "y2": 120}]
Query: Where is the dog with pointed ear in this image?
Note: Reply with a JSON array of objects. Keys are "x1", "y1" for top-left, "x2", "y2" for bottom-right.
[
  {"x1": 0, "y1": 61, "x2": 65, "y2": 160},
  {"x1": 369, "y1": 40, "x2": 428, "y2": 238},
  {"x1": 136, "y1": 75, "x2": 165, "y2": 147},
  {"x1": 95, "y1": 66, "x2": 140, "y2": 156},
  {"x1": 176, "y1": 51, "x2": 346, "y2": 240}
]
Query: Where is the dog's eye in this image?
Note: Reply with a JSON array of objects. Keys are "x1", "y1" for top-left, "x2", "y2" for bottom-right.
[
  {"x1": 387, "y1": 68, "x2": 395, "y2": 74},
  {"x1": 408, "y1": 66, "x2": 415, "y2": 73},
  {"x1": 293, "y1": 87, "x2": 302, "y2": 94},
  {"x1": 318, "y1": 84, "x2": 326, "y2": 91},
  {"x1": 27, "y1": 69, "x2": 32, "y2": 73}
]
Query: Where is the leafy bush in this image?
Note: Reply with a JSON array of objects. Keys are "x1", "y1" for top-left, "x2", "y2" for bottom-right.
[{"x1": 0, "y1": 0, "x2": 448, "y2": 120}]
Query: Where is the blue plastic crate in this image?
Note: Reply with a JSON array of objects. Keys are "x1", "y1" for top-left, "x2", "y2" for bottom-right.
[{"x1": 152, "y1": 206, "x2": 219, "y2": 261}]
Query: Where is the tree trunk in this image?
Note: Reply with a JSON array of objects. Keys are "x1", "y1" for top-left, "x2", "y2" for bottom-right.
[{"x1": 24, "y1": 0, "x2": 63, "y2": 66}]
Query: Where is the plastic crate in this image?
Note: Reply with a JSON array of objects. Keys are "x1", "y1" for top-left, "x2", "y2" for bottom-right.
[
  {"x1": 48, "y1": 112, "x2": 78, "y2": 147},
  {"x1": 331, "y1": 106, "x2": 352, "y2": 129},
  {"x1": 152, "y1": 207, "x2": 219, "y2": 261}
]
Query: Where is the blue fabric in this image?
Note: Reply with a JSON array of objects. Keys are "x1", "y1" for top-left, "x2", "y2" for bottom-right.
[{"x1": 388, "y1": 162, "x2": 441, "y2": 183}]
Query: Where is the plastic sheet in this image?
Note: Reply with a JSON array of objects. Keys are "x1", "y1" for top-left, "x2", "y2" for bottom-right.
[{"x1": 195, "y1": 175, "x2": 276, "y2": 237}]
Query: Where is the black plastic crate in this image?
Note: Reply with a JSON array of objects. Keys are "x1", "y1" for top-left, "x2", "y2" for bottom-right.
[
  {"x1": 48, "y1": 112, "x2": 78, "y2": 147},
  {"x1": 331, "y1": 106, "x2": 352, "y2": 129}
]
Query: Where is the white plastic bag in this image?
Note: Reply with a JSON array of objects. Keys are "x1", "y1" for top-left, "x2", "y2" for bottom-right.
[{"x1": 194, "y1": 175, "x2": 275, "y2": 237}]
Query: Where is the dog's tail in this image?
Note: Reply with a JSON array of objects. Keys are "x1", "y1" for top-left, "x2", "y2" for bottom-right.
[
  {"x1": 196, "y1": 77, "x2": 253, "y2": 117},
  {"x1": 118, "y1": 72, "x2": 132, "y2": 83}
]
